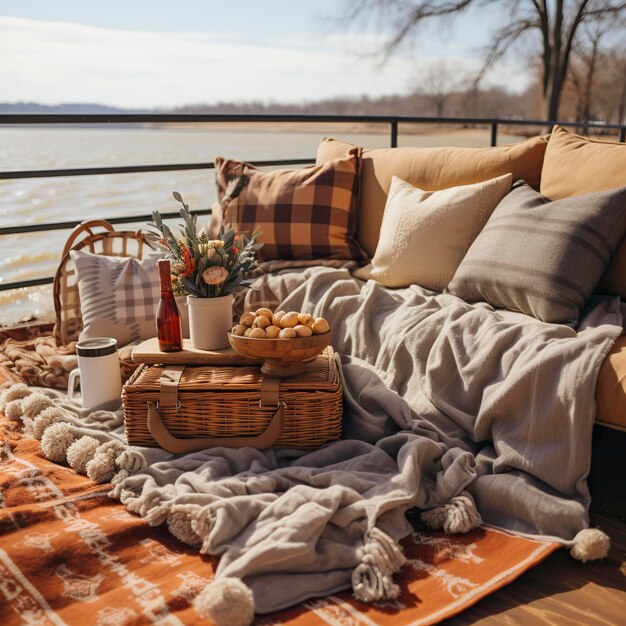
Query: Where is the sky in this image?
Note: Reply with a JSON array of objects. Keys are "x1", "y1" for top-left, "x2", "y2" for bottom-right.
[{"x1": 0, "y1": 0, "x2": 534, "y2": 109}]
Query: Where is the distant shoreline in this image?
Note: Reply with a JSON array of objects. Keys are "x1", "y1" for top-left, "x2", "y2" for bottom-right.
[
  {"x1": 2, "y1": 122, "x2": 540, "y2": 138},
  {"x1": 147, "y1": 122, "x2": 535, "y2": 136}
]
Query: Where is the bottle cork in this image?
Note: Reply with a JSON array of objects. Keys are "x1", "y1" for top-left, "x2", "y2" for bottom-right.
[{"x1": 157, "y1": 259, "x2": 173, "y2": 291}]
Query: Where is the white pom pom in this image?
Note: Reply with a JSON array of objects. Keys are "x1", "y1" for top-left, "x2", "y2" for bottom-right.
[
  {"x1": 85, "y1": 455, "x2": 115, "y2": 483},
  {"x1": 4, "y1": 399, "x2": 24, "y2": 420},
  {"x1": 570, "y1": 528, "x2": 611, "y2": 562},
  {"x1": 21, "y1": 393, "x2": 55, "y2": 419},
  {"x1": 85, "y1": 440, "x2": 125, "y2": 483},
  {"x1": 66, "y1": 436, "x2": 101, "y2": 474},
  {"x1": 421, "y1": 491, "x2": 482, "y2": 534},
  {"x1": 31, "y1": 407, "x2": 66, "y2": 439},
  {"x1": 0, "y1": 383, "x2": 31, "y2": 409},
  {"x1": 193, "y1": 577, "x2": 254, "y2": 626},
  {"x1": 40, "y1": 422, "x2": 76, "y2": 463},
  {"x1": 167, "y1": 506, "x2": 202, "y2": 547}
]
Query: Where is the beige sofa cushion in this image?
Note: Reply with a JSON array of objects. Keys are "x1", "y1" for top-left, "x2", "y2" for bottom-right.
[
  {"x1": 316, "y1": 135, "x2": 548, "y2": 256},
  {"x1": 355, "y1": 173, "x2": 512, "y2": 291},
  {"x1": 540, "y1": 125, "x2": 626, "y2": 299}
]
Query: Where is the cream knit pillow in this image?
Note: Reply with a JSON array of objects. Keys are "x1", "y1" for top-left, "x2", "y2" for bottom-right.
[{"x1": 354, "y1": 173, "x2": 512, "y2": 291}]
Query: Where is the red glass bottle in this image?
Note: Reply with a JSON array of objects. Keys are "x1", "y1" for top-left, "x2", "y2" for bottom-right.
[{"x1": 156, "y1": 259, "x2": 183, "y2": 352}]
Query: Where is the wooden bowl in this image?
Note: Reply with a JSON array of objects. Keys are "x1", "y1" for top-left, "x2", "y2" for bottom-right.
[{"x1": 228, "y1": 331, "x2": 331, "y2": 377}]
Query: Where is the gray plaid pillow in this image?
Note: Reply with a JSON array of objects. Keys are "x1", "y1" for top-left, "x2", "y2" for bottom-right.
[{"x1": 71, "y1": 249, "x2": 164, "y2": 346}]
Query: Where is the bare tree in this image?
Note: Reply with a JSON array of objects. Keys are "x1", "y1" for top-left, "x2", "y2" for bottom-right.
[
  {"x1": 568, "y1": 22, "x2": 607, "y2": 121},
  {"x1": 413, "y1": 61, "x2": 462, "y2": 117},
  {"x1": 337, "y1": 0, "x2": 626, "y2": 120},
  {"x1": 592, "y1": 51, "x2": 626, "y2": 124},
  {"x1": 616, "y1": 57, "x2": 626, "y2": 123},
  {"x1": 567, "y1": 11, "x2": 626, "y2": 123}
]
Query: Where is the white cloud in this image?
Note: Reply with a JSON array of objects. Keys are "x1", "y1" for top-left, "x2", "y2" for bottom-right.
[
  {"x1": 0, "y1": 17, "x2": 420, "y2": 107},
  {"x1": 0, "y1": 16, "x2": 533, "y2": 108}
]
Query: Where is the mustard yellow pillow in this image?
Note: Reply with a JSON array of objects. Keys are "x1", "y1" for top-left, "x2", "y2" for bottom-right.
[
  {"x1": 540, "y1": 125, "x2": 626, "y2": 199},
  {"x1": 317, "y1": 135, "x2": 548, "y2": 257},
  {"x1": 540, "y1": 125, "x2": 626, "y2": 298}
]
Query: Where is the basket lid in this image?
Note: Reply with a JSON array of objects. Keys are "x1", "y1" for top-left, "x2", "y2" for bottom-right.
[{"x1": 125, "y1": 346, "x2": 340, "y2": 393}]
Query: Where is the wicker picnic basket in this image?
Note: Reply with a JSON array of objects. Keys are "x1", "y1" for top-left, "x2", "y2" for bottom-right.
[{"x1": 123, "y1": 346, "x2": 343, "y2": 451}]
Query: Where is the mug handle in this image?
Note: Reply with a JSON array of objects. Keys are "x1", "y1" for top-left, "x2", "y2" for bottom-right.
[{"x1": 67, "y1": 368, "x2": 81, "y2": 404}]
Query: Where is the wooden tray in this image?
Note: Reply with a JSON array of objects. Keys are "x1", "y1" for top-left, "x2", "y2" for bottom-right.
[{"x1": 131, "y1": 337, "x2": 262, "y2": 366}]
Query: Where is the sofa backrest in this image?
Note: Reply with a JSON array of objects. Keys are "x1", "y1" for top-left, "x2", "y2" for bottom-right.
[
  {"x1": 317, "y1": 128, "x2": 626, "y2": 300},
  {"x1": 316, "y1": 135, "x2": 548, "y2": 258}
]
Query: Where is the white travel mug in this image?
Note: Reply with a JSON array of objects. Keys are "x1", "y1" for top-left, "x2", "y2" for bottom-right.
[{"x1": 67, "y1": 337, "x2": 123, "y2": 411}]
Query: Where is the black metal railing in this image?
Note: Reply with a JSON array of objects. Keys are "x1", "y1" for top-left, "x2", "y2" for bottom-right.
[{"x1": 1, "y1": 113, "x2": 625, "y2": 293}]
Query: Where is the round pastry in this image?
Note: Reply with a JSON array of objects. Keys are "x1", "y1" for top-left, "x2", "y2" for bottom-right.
[
  {"x1": 280, "y1": 312, "x2": 300, "y2": 328},
  {"x1": 311, "y1": 318, "x2": 330, "y2": 334},
  {"x1": 278, "y1": 327, "x2": 297, "y2": 339}
]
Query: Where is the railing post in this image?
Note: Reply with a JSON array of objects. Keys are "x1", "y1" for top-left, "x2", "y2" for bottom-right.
[
  {"x1": 390, "y1": 120, "x2": 398, "y2": 148},
  {"x1": 620, "y1": 127, "x2": 625, "y2": 143},
  {"x1": 490, "y1": 122, "x2": 498, "y2": 147}
]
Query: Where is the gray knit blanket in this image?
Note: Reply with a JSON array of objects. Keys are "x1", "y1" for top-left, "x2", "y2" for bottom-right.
[{"x1": 2, "y1": 267, "x2": 622, "y2": 626}]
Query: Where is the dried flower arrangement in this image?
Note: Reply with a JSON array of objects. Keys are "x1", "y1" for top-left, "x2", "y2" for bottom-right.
[{"x1": 148, "y1": 191, "x2": 262, "y2": 298}]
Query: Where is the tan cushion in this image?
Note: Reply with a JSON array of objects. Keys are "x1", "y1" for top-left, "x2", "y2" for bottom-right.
[
  {"x1": 596, "y1": 335, "x2": 626, "y2": 430},
  {"x1": 217, "y1": 150, "x2": 365, "y2": 262},
  {"x1": 540, "y1": 125, "x2": 626, "y2": 298},
  {"x1": 355, "y1": 174, "x2": 512, "y2": 291},
  {"x1": 316, "y1": 135, "x2": 548, "y2": 256}
]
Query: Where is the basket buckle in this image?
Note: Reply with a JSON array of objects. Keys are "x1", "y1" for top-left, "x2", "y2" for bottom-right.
[
  {"x1": 152, "y1": 400, "x2": 182, "y2": 410},
  {"x1": 259, "y1": 399, "x2": 287, "y2": 410}
]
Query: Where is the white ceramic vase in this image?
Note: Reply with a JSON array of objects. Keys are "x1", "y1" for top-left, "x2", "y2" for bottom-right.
[
  {"x1": 187, "y1": 294, "x2": 233, "y2": 350},
  {"x1": 175, "y1": 296, "x2": 190, "y2": 338}
]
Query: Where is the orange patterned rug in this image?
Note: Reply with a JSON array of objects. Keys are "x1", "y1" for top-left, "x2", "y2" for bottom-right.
[{"x1": 0, "y1": 376, "x2": 558, "y2": 625}]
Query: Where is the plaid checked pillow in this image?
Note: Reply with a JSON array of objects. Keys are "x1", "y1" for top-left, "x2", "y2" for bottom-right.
[
  {"x1": 216, "y1": 147, "x2": 366, "y2": 261},
  {"x1": 70, "y1": 249, "x2": 164, "y2": 346}
]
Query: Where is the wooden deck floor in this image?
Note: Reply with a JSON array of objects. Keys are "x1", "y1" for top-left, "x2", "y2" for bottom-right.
[{"x1": 448, "y1": 513, "x2": 626, "y2": 625}]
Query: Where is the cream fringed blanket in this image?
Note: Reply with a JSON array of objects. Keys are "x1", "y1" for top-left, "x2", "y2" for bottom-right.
[{"x1": 1, "y1": 267, "x2": 622, "y2": 626}]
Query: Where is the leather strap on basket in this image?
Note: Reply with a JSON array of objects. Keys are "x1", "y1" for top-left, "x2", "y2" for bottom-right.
[
  {"x1": 260, "y1": 375, "x2": 281, "y2": 407},
  {"x1": 146, "y1": 373, "x2": 285, "y2": 454},
  {"x1": 158, "y1": 365, "x2": 185, "y2": 408}
]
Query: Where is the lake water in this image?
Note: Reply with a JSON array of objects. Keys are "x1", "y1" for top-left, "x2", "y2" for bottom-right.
[{"x1": 0, "y1": 126, "x2": 520, "y2": 325}]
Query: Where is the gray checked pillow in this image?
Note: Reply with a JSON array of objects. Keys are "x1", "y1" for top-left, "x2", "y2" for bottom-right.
[
  {"x1": 447, "y1": 181, "x2": 626, "y2": 324},
  {"x1": 71, "y1": 249, "x2": 164, "y2": 346}
]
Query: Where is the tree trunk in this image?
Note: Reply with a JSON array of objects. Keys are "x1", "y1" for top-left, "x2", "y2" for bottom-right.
[
  {"x1": 543, "y1": 67, "x2": 564, "y2": 123},
  {"x1": 544, "y1": 0, "x2": 565, "y2": 122},
  {"x1": 582, "y1": 40, "x2": 599, "y2": 122},
  {"x1": 619, "y1": 74, "x2": 626, "y2": 125},
  {"x1": 543, "y1": 83, "x2": 556, "y2": 121}
]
